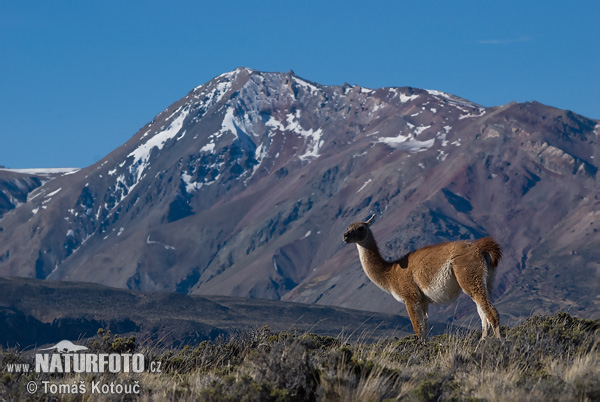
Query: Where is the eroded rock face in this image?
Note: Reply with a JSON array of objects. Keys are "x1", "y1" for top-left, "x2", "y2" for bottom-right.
[
  {"x1": 523, "y1": 141, "x2": 597, "y2": 177},
  {"x1": 0, "y1": 69, "x2": 598, "y2": 322}
]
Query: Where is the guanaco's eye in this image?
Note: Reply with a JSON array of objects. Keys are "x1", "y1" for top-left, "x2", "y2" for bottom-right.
[{"x1": 358, "y1": 226, "x2": 365, "y2": 232}]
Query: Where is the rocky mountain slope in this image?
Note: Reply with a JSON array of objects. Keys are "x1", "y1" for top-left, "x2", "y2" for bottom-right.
[{"x1": 1, "y1": 68, "x2": 598, "y2": 323}]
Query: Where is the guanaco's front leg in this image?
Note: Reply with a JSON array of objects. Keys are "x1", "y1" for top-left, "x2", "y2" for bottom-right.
[{"x1": 405, "y1": 301, "x2": 428, "y2": 341}]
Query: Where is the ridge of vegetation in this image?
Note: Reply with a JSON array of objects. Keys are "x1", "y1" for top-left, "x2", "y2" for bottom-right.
[{"x1": 1, "y1": 313, "x2": 598, "y2": 401}]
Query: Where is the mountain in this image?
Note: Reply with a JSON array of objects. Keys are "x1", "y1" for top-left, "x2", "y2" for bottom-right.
[{"x1": 0, "y1": 68, "x2": 598, "y2": 324}]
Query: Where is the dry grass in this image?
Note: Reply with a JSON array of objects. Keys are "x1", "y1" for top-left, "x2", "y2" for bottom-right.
[{"x1": 1, "y1": 313, "x2": 598, "y2": 401}]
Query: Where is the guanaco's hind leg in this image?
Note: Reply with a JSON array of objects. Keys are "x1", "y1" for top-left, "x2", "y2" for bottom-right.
[
  {"x1": 476, "y1": 302, "x2": 496, "y2": 338},
  {"x1": 474, "y1": 296, "x2": 500, "y2": 338},
  {"x1": 454, "y1": 265, "x2": 501, "y2": 339}
]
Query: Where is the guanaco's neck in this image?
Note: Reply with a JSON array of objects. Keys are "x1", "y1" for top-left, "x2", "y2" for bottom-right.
[{"x1": 356, "y1": 231, "x2": 392, "y2": 292}]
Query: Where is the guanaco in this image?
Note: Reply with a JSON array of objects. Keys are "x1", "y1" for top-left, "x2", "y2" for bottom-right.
[{"x1": 343, "y1": 215, "x2": 502, "y2": 340}]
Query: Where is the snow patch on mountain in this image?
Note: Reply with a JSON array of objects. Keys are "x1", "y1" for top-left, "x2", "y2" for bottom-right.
[
  {"x1": 389, "y1": 88, "x2": 419, "y2": 103},
  {"x1": 414, "y1": 125, "x2": 431, "y2": 136},
  {"x1": 45, "y1": 188, "x2": 62, "y2": 198},
  {"x1": 287, "y1": 111, "x2": 324, "y2": 161},
  {"x1": 127, "y1": 107, "x2": 190, "y2": 184},
  {"x1": 265, "y1": 115, "x2": 286, "y2": 132},
  {"x1": 195, "y1": 68, "x2": 247, "y2": 92},
  {"x1": 458, "y1": 109, "x2": 486, "y2": 119},
  {"x1": 426, "y1": 89, "x2": 450, "y2": 98},
  {"x1": 252, "y1": 143, "x2": 268, "y2": 173},
  {"x1": 200, "y1": 143, "x2": 215, "y2": 153},
  {"x1": 104, "y1": 106, "x2": 191, "y2": 211},
  {"x1": 399, "y1": 93, "x2": 420, "y2": 103},
  {"x1": 426, "y1": 89, "x2": 485, "y2": 119},
  {"x1": 181, "y1": 173, "x2": 202, "y2": 193},
  {"x1": 129, "y1": 107, "x2": 189, "y2": 167},
  {"x1": 378, "y1": 133, "x2": 435, "y2": 152},
  {"x1": 0, "y1": 168, "x2": 80, "y2": 176},
  {"x1": 371, "y1": 102, "x2": 386, "y2": 113},
  {"x1": 190, "y1": 70, "x2": 242, "y2": 117},
  {"x1": 357, "y1": 179, "x2": 372, "y2": 193},
  {"x1": 218, "y1": 106, "x2": 239, "y2": 139},
  {"x1": 437, "y1": 150, "x2": 448, "y2": 161},
  {"x1": 147, "y1": 235, "x2": 176, "y2": 250},
  {"x1": 292, "y1": 76, "x2": 319, "y2": 95},
  {"x1": 265, "y1": 111, "x2": 324, "y2": 161}
]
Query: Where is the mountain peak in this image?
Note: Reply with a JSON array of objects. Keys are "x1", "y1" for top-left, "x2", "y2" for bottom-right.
[{"x1": 0, "y1": 69, "x2": 598, "y2": 323}]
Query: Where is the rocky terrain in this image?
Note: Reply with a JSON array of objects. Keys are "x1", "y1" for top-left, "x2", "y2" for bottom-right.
[{"x1": 0, "y1": 68, "x2": 598, "y2": 324}]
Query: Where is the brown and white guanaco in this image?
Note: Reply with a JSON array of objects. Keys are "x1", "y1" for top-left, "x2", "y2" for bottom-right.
[{"x1": 343, "y1": 215, "x2": 502, "y2": 340}]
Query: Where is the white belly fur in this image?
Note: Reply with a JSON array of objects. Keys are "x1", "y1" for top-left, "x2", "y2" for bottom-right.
[
  {"x1": 421, "y1": 260, "x2": 461, "y2": 303},
  {"x1": 391, "y1": 290, "x2": 405, "y2": 304}
]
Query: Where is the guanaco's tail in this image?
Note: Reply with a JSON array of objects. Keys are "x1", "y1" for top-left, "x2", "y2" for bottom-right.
[{"x1": 475, "y1": 236, "x2": 502, "y2": 269}]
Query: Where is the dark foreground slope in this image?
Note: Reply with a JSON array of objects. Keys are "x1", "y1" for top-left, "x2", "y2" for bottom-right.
[
  {"x1": 1, "y1": 313, "x2": 598, "y2": 401},
  {"x1": 0, "y1": 277, "x2": 422, "y2": 349}
]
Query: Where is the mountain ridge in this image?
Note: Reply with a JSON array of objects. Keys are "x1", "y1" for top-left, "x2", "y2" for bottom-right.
[
  {"x1": 0, "y1": 276, "x2": 420, "y2": 348},
  {"x1": 1, "y1": 68, "x2": 598, "y2": 324}
]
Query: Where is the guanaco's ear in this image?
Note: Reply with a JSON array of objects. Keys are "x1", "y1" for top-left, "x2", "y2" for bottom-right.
[{"x1": 365, "y1": 214, "x2": 375, "y2": 226}]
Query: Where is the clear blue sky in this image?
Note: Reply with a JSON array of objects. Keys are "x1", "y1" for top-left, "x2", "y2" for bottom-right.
[{"x1": 1, "y1": 1, "x2": 598, "y2": 169}]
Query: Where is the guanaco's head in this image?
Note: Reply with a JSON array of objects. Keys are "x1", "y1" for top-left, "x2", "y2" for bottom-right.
[{"x1": 342, "y1": 215, "x2": 375, "y2": 244}]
